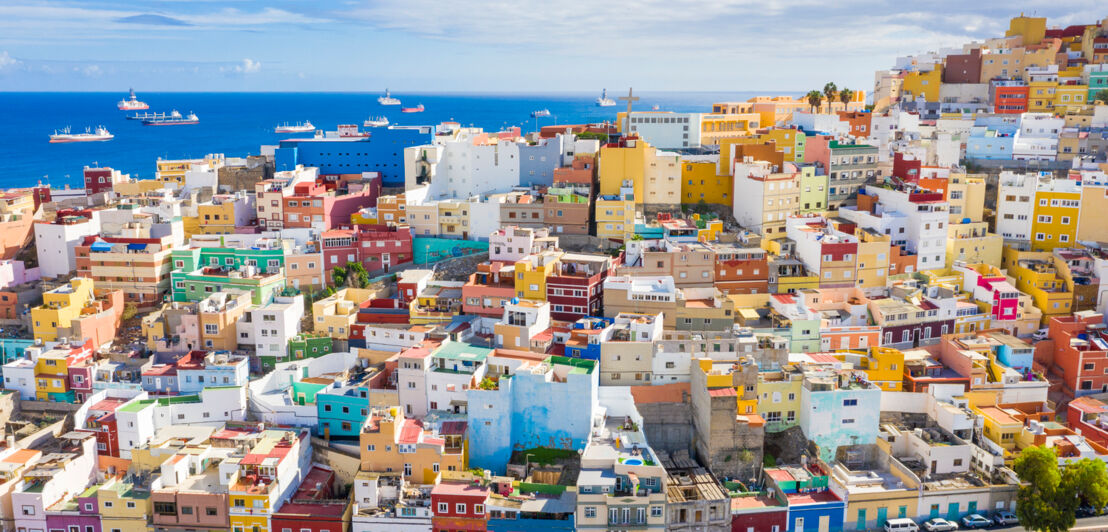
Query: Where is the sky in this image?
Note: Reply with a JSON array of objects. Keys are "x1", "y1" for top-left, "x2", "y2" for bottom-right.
[{"x1": 0, "y1": 1, "x2": 1104, "y2": 93}]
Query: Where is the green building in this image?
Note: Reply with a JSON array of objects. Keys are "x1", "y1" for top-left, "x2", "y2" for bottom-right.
[
  {"x1": 797, "y1": 164, "x2": 829, "y2": 213},
  {"x1": 170, "y1": 248, "x2": 286, "y2": 305}
]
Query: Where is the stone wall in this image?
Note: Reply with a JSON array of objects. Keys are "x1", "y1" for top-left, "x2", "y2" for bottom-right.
[
  {"x1": 637, "y1": 401, "x2": 695, "y2": 456},
  {"x1": 218, "y1": 157, "x2": 272, "y2": 193}
]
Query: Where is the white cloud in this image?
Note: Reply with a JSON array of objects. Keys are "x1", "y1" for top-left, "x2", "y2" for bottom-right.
[
  {"x1": 221, "y1": 58, "x2": 261, "y2": 74},
  {"x1": 0, "y1": 50, "x2": 19, "y2": 71}
]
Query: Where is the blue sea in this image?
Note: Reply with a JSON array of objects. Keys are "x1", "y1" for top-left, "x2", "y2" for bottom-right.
[{"x1": 0, "y1": 91, "x2": 785, "y2": 189}]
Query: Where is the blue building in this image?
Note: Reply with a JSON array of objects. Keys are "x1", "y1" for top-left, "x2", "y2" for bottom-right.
[
  {"x1": 966, "y1": 115, "x2": 1020, "y2": 160},
  {"x1": 0, "y1": 338, "x2": 34, "y2": 380},
  {"x1": 316, "y1": 372, "x2": 374, "y2": 439},
  {"x1": 486, "y1": 490, "x2": 576, "y2": 532},
  {"x1": 467, "y1": 355, "x2": 598, "y2": 474},
  {"x1": 517, "y1": 135, "x2": 568, "y2": 188},
  {"x1": 992, "y1": 333, "x2": 1034, "y2": 370},
  {"x1": 765, "y1": 464, "x2": 846, "y2": 532},
  {"x1": 563, "y1": 317, "x2": 612, "y2": 360},
  {"x1": 798, "y1": 370, "x2": 882, "y2": 463},
  {"x1": 274, "y1": 125, "x2": 433, "y2": 187}
]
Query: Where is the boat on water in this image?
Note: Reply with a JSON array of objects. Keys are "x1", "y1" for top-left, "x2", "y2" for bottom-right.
[
  {"x1": 363, "y1": 116, "x2": 390, "y2": 127},
  {"x1": 142, "y1": 110, "x2": 199, "y2": 126},
  {"x1": 378, "y1": 89, "x2": 401, "y2": 106},
  {"x1": 275, "y1": 121, "x2": 315, "y2": 133},
  {"x1": 652, "y1": 105, "x2": 660, "y2": 111},
  {"x1": 596, "y1": 88, "x2": 616, "y2": 107},
  {"x1": 126, "y1": 111, "x2": 166, "y2": 121},
  {"x1": 531, "y1": 109, "x2": 551, "y2": 118},
  {"x1": 50, "y1": 126, "x2": 113, "y2": 143},
  {"x1": 401, "y1": 104, "x2": 424, "y2": 113},
  {"x1": 117, "y1": 88, "x2": 149, "y2": 110}
]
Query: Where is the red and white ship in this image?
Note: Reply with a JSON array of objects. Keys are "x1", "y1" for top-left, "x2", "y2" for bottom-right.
[
  {"x1": 401, "y1": 104, "x2": 424, "y2": 113},
  {"x1": 117, "y1": 88, "x2": 149, "y2": 110},
  {"x1": 50, "y1": 126, "x2": 114, "y2": 143},
  {"x1": 275, "y1": 121, "x2": 315, "y2": 133}
]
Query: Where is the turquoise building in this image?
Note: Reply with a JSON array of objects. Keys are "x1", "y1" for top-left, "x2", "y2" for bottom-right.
[{"x1": 170, "y1": 248, "x2": 287, "y2": 304}]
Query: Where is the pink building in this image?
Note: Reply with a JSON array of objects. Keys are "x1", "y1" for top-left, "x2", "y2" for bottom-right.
[
  {"x1": 957, "y1": 264, "x2": 1020, "y2": 321},
  {"x1": 462, "y1": 262, "x2": 517, "y2": 318},
  {"x1": 320, "y1": 224, "x2": 413, "y2": 278},
  {"x1": 0, "y1": 260, "x2": 40, "y2": 289}
]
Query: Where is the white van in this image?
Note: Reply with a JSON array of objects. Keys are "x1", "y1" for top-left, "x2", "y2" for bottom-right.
[{"x1": 884, "y1": 518, "x2": 920, "y2": 532}]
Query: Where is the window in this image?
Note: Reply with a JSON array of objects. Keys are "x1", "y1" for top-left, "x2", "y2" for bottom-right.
[
  {"x1": 474, "y1": 504, "x2": 484, "y2": 515},
  {"x1": 206, "y1": 507, "x2": 218, "y2": 516},
  {"x1": 843, "y1": 418, "x2": 855, "y2": 424},
  {"x1": 843, "y1": 399, "x2": 857, "y2": 406},
  {"x1": 181, "y1": 506, "x2": 193, "y2": 515},
  {"x1": 585, "y1": 506, "x2": 597, "y2": 518},
  {"x1": 153, "y1": 502, "x2": 176, "y2": 515},
  {"x1": 437, "y1": 502, "x2": 448, "y2": 513},
  {"x1": 456, "y1": 503, "x2": 466, "y2": 514}
]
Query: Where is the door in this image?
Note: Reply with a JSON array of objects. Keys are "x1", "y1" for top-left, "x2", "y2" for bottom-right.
[
  {"x1": 947, "y1": 502, "x2": 959, "y2": 520},
  {"x1": 856, "y1": 509, "x2": 866, "y2": 531},
  {"x1": 877, "y1": 507, "x2": 887, "y2": 527},
  {"x1": 968, "y1": 501, "x2": 977, "y2": 514},
  {"x1": 930, "y1": 505, "x2": 940, "y2": 519},
  {"x1": 382, "y1": 253, "x2": 391, "y2": 268},
  {"x1": 818, "y1": 515, "x2": 830, "y2": 532}
]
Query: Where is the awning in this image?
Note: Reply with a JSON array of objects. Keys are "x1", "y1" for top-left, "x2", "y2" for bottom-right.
[
  {"x1": 89, "y1": 240, "x2": 112, "y2": 252},
  {"x1": 127, "y1": 243, "x2": 148, "y2": 251}
]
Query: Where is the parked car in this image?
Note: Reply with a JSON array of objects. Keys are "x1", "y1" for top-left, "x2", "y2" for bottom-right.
[
  {"x1": 960, "y1": 514, "x2": 993, "y2": 529},
  {"x1": 921, "y1": 518, "x2": 959, "y2": 532},
  {"x1": 1032, "y1": 328, "x2": 1049, "y2": 340},
  {"x1": 994, "y1": 511, "x2": 1018, "y2": 525},
  {"x1": 1077, "y1": 505, "x2": 1099, "y2": 518},
  {"x1": 884, "y1": 517, "x2": 920, "y2": 532}
]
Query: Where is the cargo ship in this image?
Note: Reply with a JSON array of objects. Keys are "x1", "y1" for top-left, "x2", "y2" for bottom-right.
[
  {"x1": 275, "y1": 121, "x2": 315, "y2": 133},
  {"x1": 401, "y1": 104, "x2": 424, "y2": 113},
  {"x1": 142, "y1": 110, "x2": 199, "y2": 126},
  {"x1": 126, "y1": 111, "x2": 165, "y2": 121},
  {"x1": 378, "y1": 89, "x2": 401, "y2": 105},
  {"x1": 49, "y1": 126, "x2": 114, "y2": 143},
  {"x1": 531, "y1": 109, "x2": 551, "y2": 118},
  {"x1": 117, "y1": 88, "x2": 149, "y2": 110}
]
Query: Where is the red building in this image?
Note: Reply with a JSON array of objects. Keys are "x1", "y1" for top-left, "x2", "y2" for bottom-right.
[
  {"x1": 83, "y1": 166, "x2": 121, "y2": 196},
  {"x1": 320, "y1": 224, "x2": 413, "y2": 278},
  {"x1": 943, "y1": 49, "x2": 982, "y2": 84},
  {"x1": 1049, "y1": 311, "x2": 1108, "y2": 397},
  {"x1": 272, "y1": 464, "x2": 348, "y2": 532},
  {"x1": 81, "y1": 396, "x2": 128, "y2": 457},
  {"x1": 546, "y1": 254, "x2": 613, "y2": 321},
  {"x1": 891, "y1": 152, "x2": 922, "y2": 182},
  {"x1": 730, "y1": 493, "x2": 788, "y2": 532},
  {"x1": 714, "y1": 245, "x2": 769, "y2": 295},
  {"x1": 283, "y1": 180, "x2": 379, "y2": 229},
  {"x1": 1067, "y1": 396, "x2": 1108, "y2": 447},
  {"x1": 431, "y1": 481, "x2": 490, "y2": 532},
  {"x1": 992, "y1": 82, "x2": 1029, "y2": 114},
  {"x1": 462, "y1": 262, "x2": 517, "y2": 319}
]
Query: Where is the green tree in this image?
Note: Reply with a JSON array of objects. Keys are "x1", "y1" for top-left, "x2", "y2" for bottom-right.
[
  {"x1": 121, "y1": 302, "x2": 138, "y2": 321},
  {"x1": 1095, "y1": 89, "x2": 1108, "y2": 104},
  {"x1": 1013, "y1": 446, "x2": 1108, "y2": 532},
  {"x1": 806, "y1": 90, "x2": 823, "y2": 113},
  {"x1": 839, "y1": 88, "x2": 854, "y2": 108},
  {"x1": 346, "y1": 261, "x2": 369, "y2": 288},
  {"x1": 823, "y1": 82, "x2": 838, "y2": 110},
  {"x1": 331, "y1": 266, "x2": 347, "y2": 288}
]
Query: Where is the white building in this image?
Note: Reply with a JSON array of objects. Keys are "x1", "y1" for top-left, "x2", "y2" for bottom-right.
[
  {"x1": 113, "y1": 386, "x2": 248, "y2": 458},
  {"x1": 177, "y1": 351, "x2": 251, "y2": 394},
  {"x1": 1012, "y1": 113, "x2": 1064, "y2": 161},
  {"x1": 845, "y1": 185, "x2": 949, "y2": 269},
  {"x1": 34, "y1": 211, "x2": 102, "y2": 278},
  {"x1": 0, "y1": 357, "x2": 37, "y2": 399},
  {"x1": 488, "y1": 226, "x2": 555, "y2": 263},
  {"x1": 247, "y1": 351, "x2": 358, "y2": 427},
  {"x1": 11, "y1": 433, "x2": 97, "y2": 532},
  {"x1": 237, "y1": 294, "x2": 305, "y2": 362},
  {"x1": 623, "y1": 111, "x2": 702, "y2": 148}
]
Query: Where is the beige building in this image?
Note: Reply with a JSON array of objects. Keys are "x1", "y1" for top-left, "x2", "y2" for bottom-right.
[
  {"x1": 731, "y1": 159, "x2": 801, "y2": 239},
  {"x1": 313, "y1": 288, "x2": 376, "y2": 339},
  {"x1": 620, "y1": 240, "x2": 717, "y2": 288}
]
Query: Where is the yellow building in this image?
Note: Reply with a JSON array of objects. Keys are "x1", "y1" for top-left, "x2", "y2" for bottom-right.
[
  {"x1": 835, "y1": 347, "x2": 905, "y2": 391},
  {"x1": 946, "y1": 221, "x2": 1002, "y2": 268},
  {"x1": 1054, "y1": 85, "x2": 1089, "y2": 113},
  {"x1": 193, "y1": 200, "x2": 240, "y2": 235},
  {"x1": 436, "y1": 199, "x2": 471, "y2": 239},
  {"x1": 514, "y1": 251, "x2": 561, "y2": 300},
  {"x1": 699, "y1": 113, "x2": 762, "y2": 145},
  {"x1": 855, "y1": 230, "x2": 892, "y2": 289},
  {"x1": 946, "y1": 174, "x2": 987, "y2": 223},
  {"x1": 97, "y1": 478, "x2": 152, "y2": 532},
  {"x1": 228, "y1": 429, "x2": 310, "y2": 532},
  {"x1": 901, "y1": 66, "x2": 942, "y2": 102},
  {"x1": 31, "y1": 278, "x2": 96, "y2": 343},
  {"x1": 595, "y1": 191, "x2": 636, "y2": 240},
  {"x1": 598, "y1": 138, "x2": 680, "y2": 207},
  {"x1": 360, "y1": 406, "x2": 466, "y2": 484},
  {"x1": 350, "y1": 207, "x2": 379, "y2": 225},
  {"x1": 969, "y1": 400, "x2": 1023, "y2": 453},
  {"x1": 1029, "y1": 185, "x2": 1081, "y2": 250},
  {"x1": 1028, "y1": 81, "x2": 1056, "y2": 112},
  {"x1": 1002, "y1": 245, "x2": 1073, "y2": 324},
  {"x1": 681, "y1": 158, "x2": 732, "y2": 206},
  {"x1": 1078, "y1": 181, "x2": 1108, "y2": 243},
  {"x1": 155, "y1": 154, "x2": 224, "y2": 187},
  {"x1": 1005, "y1": 15, "x2": 1046, "y2": 46},
  {"x1": 312, "y1": 288, "x2": 376, "y2": 339},
  {"x1": 756, "y1": 366, "x2": 804, "y2": 431}
]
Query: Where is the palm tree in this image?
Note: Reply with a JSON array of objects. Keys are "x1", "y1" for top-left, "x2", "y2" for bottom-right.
[
  {"x1": 823, "y1": 82, "x2": 838, "y2": 112},
  {"x1": 839, "y1": 88, "x2": 855, "y2": 108},
  {"x1": 806, "y1": 90, "x2": 823, "y2": 113}
]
